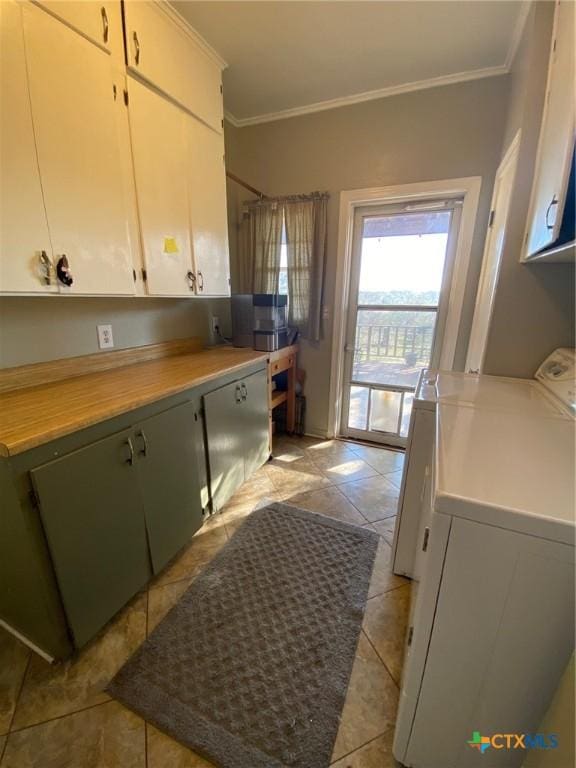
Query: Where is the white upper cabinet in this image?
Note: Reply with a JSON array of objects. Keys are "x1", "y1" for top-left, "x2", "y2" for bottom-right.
[
  {"x1": 0, "y1": 0, "x2": 55, "y2": 294},
  {"x1": 123, "y1": 0, "x2": 225, "y2": 133},
  {"x1": 187, "y1": 117, "x2": 231, "y2": 297},
  {"x1": 34, "y1": 1, "x2": 123, "y2": 57},
  {"x1": 22, "y1": 3, "x2": 136, "y2": 295},
  {"x1": 523, "y1": 0, "x2": 575, "y2": 261},
  {"x1": 128, "y1": 78, "x2": 196, "y2": 297}
]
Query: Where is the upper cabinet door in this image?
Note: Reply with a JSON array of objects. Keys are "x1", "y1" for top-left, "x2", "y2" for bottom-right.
[
  {"x1": 128, "y1": 78, "x2": 196, "y2": 296},
  {"x1": 187, "y1": 117, "x2": 231, "y2": 297},
  {"x1": 523, "y1": 0, "x2": 575, "y2": 260},
  {"x1": 22, "y1": 4, "x2": 136, "y2": 295},
  {"x1": 34, "y1": 1, "x2": 123, "y2": 57},
  {"x1": 123, "y1": 0, "x2": 224, "y2": 133},
  {"x1": 0, "y1": 1, "x2": 55, "y2": 294}
]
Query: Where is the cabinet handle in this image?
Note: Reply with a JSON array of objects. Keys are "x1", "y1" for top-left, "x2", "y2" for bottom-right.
[
  {"x1": 101, "y1": 6, "x2": 109, "y2": 43},
  {"x1": 136, "y1": 429, "x2": 148, "y2": 457},
  {"x1": 545, "y1": 196, "x2": 558, "y2": 230},
  {"x1": 133, "y1": 31, "x2": 140, "y2": 65},
  {"x1": 422, "y1": 526, "x2": 430, "y2": 552},
  {"x1": 125, "y1": 437, "x2": 135, "y2": 465},
  {"x1": 197, "y1": 271, "x2": 204, "y2": 291},
  {"x1": 235, "y1": 384, "x2": 242, "y2": 403},
  {"x1": 240, "y1": 383, "x2": 247, "y2": 401},
  {"x1": 187, "y1": 270, "x2": 196, "y2": 291},
  {"x1": 56, "y1": 255, "x2": 73, "y2": 287},
  {"x1": 38, "y1": 250, "x2": 54, "y2": 285}
]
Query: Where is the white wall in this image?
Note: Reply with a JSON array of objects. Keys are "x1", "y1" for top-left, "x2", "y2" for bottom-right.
[{"x1": 225, "y1": 75, "x2": 510, "y2": 435}]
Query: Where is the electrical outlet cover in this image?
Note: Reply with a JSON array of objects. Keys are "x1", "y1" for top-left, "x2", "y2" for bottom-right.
[{"x1": 97, "y1": 324, "x2": 114, "y2": 349}]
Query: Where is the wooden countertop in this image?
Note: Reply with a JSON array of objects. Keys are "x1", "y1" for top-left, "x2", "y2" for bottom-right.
[{"x1": 0, "y1": 347, "x2": 268, "y2": 457}]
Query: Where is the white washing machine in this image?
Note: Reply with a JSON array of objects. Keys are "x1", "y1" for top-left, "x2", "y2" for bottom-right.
[
  {"x1": 392, "y1": 348, "x2": 575, "y2": 577},
  {"x1": 391, "y1": 349, "x2": 575, "y2": 768}
]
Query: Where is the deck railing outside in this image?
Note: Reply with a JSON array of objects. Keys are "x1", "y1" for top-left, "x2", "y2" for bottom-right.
[{"x1": 355, "y1": 324, "x2": 434, "y2": 364}]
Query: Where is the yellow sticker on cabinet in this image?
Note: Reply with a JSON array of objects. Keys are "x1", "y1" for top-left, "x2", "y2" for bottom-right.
[{"x1": 163, "y1": 237, "x2": 179, "y2": 254}]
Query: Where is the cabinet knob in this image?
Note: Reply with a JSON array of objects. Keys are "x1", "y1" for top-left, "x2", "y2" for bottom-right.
[
  {"x1": 133, "y1": 31, "x2": 140, "y2": 65},
  {"x1": 545, "y1": 195, "x2": 558, "y2": 230},
  {"x1": 56, "y1": 255, "x2": 73, "y2": 287},
  {"x1": 101, "y1": 6, "x2": 109, "y2": 43}
]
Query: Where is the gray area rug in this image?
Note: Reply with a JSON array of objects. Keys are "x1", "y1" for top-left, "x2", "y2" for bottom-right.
[{"x1": 108, "y1": 502, "x2": 379, "y2": 768}]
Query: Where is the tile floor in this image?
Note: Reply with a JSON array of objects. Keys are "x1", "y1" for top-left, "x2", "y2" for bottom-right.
[{"x1": 0, "y1": 435, "x2": 410, "y2": 768}]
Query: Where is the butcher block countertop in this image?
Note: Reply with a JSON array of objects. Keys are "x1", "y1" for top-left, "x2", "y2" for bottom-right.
[{"x1": 0, "y1": 344, "x2": 268, "y2": 457}]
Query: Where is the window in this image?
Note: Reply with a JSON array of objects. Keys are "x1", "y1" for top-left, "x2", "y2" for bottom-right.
[{"x1": 278, "y1": 221, "x2": 288, "y2": 296}]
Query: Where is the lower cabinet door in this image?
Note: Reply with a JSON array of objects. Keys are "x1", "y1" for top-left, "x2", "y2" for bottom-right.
[
  {"x1": 31, "y1": 429, "x2": 151, "y2": 648},
  {"x1": 240, "y1": 369, "x2": 270, "y2": 478},
  {"x1": 135, "y1": 402, "x2": 204, "y2": 573},
  {"x1": 204, "y1": 379, "x2": 245, "y2": 511}
]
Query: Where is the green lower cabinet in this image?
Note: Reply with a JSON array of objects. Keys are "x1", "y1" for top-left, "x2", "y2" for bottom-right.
[
  {"x1": 135, "y1": 401, "x2": 204, "y2": 574},
  {"x1": 31, "y1": 428, "x2": 152, "y2": 649},
  {"x1": 204, "y1": 378, "x2": 246, "y2": 510},
  {"x1": 240, "y1": 369, "x2": 271, "y2": 478},
  {"x1": 204, "y1": 368, "x2": 270, "y2": 511}
]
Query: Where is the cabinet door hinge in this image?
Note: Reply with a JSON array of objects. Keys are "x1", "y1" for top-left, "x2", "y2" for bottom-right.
[
  {"x1": 141, "y1": 268, "x2": 147, "y2": 281},
  {"x1": 407, "y1": 626, "x2": 414, "y2": 646},
  {"x1": 132, "y1": 268, "x2": 137, "y2": 282},
  {"x1": 221, "y1": 118, "x2": 224, "y2": 129},
  {"x1": 488, "y1": 209, "x2": 495, "y2": 228},
  {"x1": 113, "y1": 84, "x2": 117, "y2": 101},
  {"x1": 123, "y1": 89, "x2": 129, "y2": 106},
  {"x1": 422, "y1": 526, "x2": 430, "y2": 552},
  {"x1": 220, "y1": 84, "x2": 223, "y2": 94}
]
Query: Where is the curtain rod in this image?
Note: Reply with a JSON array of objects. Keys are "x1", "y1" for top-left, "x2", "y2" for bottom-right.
[
  {"x1": 244, "y1": 191, "x2": 330, "y2": 207},
  {"x1": 225, "y1": 171, "x2": 267, "y2": 199}
]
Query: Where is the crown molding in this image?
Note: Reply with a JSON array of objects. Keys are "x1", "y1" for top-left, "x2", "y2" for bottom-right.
[{"x1": 225, "y1": 65, "x2": 508, "y2": 128}]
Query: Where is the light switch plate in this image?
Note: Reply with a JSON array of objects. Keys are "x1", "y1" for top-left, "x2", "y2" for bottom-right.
[{"x1": 97, "y1": 324, "x2": 114, "y2": 349}]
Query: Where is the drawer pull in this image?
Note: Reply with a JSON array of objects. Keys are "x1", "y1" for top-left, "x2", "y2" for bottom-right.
[
  {"x1": 241, "y1": 383, "x2": 247, "y2": 401},
  {"x1": 235, "y1": 384, "x2": 242, "y2": 403},
  {"x1": 197, "y1": 271, "x2": 204, "y2": 291}
]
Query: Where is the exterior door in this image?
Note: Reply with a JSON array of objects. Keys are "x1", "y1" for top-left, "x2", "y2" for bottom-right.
[
  {"x1": 0, "y1": 0, "x2": 54, "y2": 294},
  {"x1": 466, "y1": 134, "x2": 520, "y2": 374},
  {"x1": 22, "y1": 3, "x2": 136, "y2": 295},
  {"x1": 135, "y1": 402, "x2": 204, "y2": 573},
  {"x1": 128, "y1": 77, "x2": 195, "y2": 296},
  {"x1": 341, "y1": 200, "x2": 461, "y2": 447},
  {"x1": 31, "y1": 429, "x2": 151, "y2": 648}
]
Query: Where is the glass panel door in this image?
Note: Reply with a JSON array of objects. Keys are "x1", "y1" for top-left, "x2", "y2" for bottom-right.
[{"x1": 341, "y1": 201, "x2": 461, "y2": 447}]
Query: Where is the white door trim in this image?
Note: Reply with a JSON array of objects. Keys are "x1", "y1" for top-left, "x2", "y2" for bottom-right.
[
  {"x1": 327, "y1": 176, "x2": 482, "y2": 439},
  {"x1": 466, "y1": 132, "x2": 521, "y2": 374}
]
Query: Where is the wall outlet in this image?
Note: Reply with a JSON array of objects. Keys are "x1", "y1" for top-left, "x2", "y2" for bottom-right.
[
  {"x1": 211, "y1": 316, "x2": 220, "y2": 334},
  {"x1": 97, "y1": 324, "x2": 114, "y2": 349}
]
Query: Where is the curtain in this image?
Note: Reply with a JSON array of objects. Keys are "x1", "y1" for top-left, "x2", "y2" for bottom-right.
[
  {"x1": 284, "y1": 194, "x2": 328, "y2": 341},
  {"x1": 238, "y1": 202, "x2": 283, "y2": 294}
]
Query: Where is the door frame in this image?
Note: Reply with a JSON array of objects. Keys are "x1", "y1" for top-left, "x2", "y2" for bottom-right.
[
  {"x1": 466, "y1": 132, "x2": 520, "y2": 374},
  {"x1": 327, "y1": 176, "x2": 481, "y2": 439}
]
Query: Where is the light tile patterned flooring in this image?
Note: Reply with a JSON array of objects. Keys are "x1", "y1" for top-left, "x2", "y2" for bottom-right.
[{"x1": 0, "y1": 436, "x2": 410, "y2": 768}]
